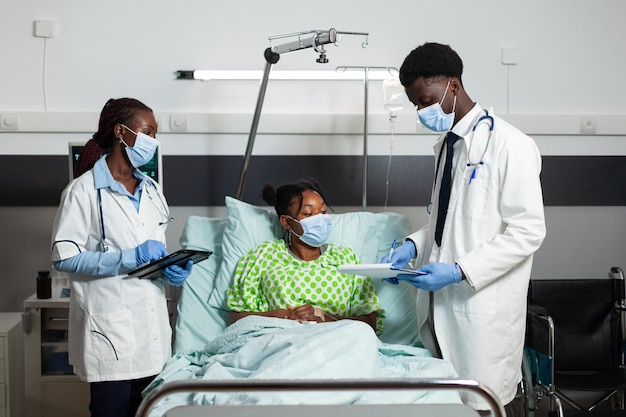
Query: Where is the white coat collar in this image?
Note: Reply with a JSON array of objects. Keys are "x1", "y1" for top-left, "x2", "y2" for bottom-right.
[
  {"x1": 452, "y1": 104, "x2": 486, "y2": 139},
  {"x1": 93, "y1": 155, "x2": 148, "y2": 196}
]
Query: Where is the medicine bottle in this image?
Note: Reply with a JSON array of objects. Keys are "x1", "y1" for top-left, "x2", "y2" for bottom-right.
[{"x1": 37, "y1": 270, "x2": 52, "y2": 299}]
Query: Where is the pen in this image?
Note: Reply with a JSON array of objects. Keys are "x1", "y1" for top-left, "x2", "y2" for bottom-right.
[
  {"x1": 469, "y1": 168, "x2": 477, "y2": 185},
  {"x1": 388, "y1": 239, "x2": 397, "y2": 261}
]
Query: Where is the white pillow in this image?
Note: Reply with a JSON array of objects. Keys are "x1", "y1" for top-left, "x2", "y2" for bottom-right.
[
  {"x1": 174, "y1": 216, "x2": 228, "y2": 352},
  {"x1": 208, "y1": 197, "x2": 283, "y2": 311}
]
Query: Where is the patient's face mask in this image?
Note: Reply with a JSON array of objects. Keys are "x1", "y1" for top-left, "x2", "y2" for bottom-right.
[
  {"x1": 119, "y1": 124, "x2": 159, "y2": 168},
  {"x1": 417, "y1": 80, "x2": 456, "y2": 132},
  {"x1": 288, "y1": 213, "x2": 332, "y2": 248}
]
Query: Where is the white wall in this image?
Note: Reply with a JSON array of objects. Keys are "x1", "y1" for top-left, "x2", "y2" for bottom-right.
[
  {"x1": 1, "y1": 0, "x2": 625, "y2": 312},
  {"x1": 2, "y1": 0, "x2": 626, "y2": 114}
]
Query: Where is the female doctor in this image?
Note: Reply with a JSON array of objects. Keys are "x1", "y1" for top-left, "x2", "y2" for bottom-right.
[
  {"x1": 383, "y1": 43, "x2": 546, "y2": 415},
  {"x1": 50, "y1": 98, "x2": 192, "y2": 417}
]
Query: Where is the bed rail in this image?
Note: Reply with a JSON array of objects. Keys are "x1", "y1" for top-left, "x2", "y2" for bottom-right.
[{"x1": 135, "y1": 378, "x2": 505, "y2": 417}]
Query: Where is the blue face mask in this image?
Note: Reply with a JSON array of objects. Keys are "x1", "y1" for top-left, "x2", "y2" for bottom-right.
[
  {"x1": 417, "y1": 80, "x2": 456, "y2": 132},
  {"x1": 288, "y1": 213, "x2": 332, "y2": 248},
  {"x1": 119, "y1": 125, "x2": 159, "y2": 168}
]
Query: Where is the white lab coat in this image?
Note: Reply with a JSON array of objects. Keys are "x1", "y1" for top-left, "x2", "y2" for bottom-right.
[
  {"x1": 50, "y1": 168, "x2": 172, "y2": 383},
  {"x1": 407, "y1": 105, "x2": 546, "y2": 409}
]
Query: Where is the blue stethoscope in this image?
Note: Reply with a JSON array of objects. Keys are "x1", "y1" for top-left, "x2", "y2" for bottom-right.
[
  {"x1": 97, "y1": 181, "x2": 173, "y2": 252},
  {"x1": 466, "y1": 109, "x2": 494, "y2": 182},
  {"x1": 427, "y1": 109, "x2": 494, "y2": 214}
]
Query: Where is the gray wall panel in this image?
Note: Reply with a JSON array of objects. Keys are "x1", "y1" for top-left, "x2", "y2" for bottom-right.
[{"x1": 1, "y1": 155, "x2": 624, "y2": 206}]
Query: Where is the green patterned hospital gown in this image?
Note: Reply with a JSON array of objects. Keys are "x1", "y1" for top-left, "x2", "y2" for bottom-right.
[{"x1": 227, "y1": 239, "x2": 385, "y2": 334}]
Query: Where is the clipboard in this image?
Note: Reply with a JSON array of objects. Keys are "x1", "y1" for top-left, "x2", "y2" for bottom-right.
[
  {"x1": 338, "y1": 263, "x2": 427, "y2": 279},
  {"x1": 128, "y1": 249, "x2": 212, "y2": 280}
]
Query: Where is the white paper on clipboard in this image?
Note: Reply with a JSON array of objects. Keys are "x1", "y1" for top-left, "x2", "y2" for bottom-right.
[{"x1": 338, "y1": 263, "x2": 426, "y2": 279}]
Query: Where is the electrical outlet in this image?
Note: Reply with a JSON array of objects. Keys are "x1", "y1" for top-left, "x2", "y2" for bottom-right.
[{"x1": 579, "y1": 117, "x2": 597, "y2": 134}]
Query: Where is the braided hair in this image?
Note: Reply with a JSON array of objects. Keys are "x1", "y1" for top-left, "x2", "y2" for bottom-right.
[
  {"x1": 73, "y1": 138, "x2": 104, "y2": 178},
  {"x1": 73, "y1": 98, "x2": 152, "y2": 178}
]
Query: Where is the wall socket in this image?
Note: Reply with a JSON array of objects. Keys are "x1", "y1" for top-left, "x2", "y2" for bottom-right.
[{"x1": 579, "y1": 117, "x2": 597, "y2": 134}]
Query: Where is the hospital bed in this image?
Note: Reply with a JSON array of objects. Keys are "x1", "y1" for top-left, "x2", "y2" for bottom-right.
[
  {"x1": 136, "y1": 196, "x2": 506, "y2": 417},
  {"x1": 137, "y1": 379, "x2": 505, "y2": 417}
]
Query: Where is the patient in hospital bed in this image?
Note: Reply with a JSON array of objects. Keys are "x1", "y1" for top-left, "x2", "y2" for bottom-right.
[
  {"x1": 140, "y1": 181, "x2": 462, "y2": 416},
  {"x1": 227, "y1": 178, "x2": 385, "y2": 333}
]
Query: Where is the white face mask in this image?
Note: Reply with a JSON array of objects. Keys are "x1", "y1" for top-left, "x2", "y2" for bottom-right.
[
  {"x1": 288, "y1": 213, "x2": 332, "y2": 247},
  {"x1": 119, "y1": 125, "x2": 159, "y2": 168},
  {"x1": 416, "y1": 80, "x2": 456, "y2": 132}
]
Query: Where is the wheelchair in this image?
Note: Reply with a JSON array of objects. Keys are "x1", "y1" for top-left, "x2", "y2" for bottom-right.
[{"x1": 521, "y1": 266, "x2": 626, "y2": 417}]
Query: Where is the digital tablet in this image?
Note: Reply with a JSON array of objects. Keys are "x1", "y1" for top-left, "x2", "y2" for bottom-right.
[{"x1": 128, "y1": 249, "x2": 212, "y2": 280}]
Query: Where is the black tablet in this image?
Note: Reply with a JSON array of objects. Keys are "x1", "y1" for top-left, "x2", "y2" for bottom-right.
[{"x1": 127, "y1": 249, "x2": 212, "y2": 280}]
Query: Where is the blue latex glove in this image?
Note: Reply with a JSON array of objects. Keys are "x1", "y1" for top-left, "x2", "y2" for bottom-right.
[
  {"x1": 380, "y1": 240, "x2": 416, "y2": 285},
  {"x1": 135, "y1": 240, "x2": 168, "y2": 266},
  {"x1": 396, "y1": 262, "x2": 462, "y2": 291},
  {"x1": 163, "y1": 259, "x2": 193, "y2": 287}
]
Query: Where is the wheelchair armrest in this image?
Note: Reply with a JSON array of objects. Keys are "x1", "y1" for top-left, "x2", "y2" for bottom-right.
[
  {"x1": 528, "y1": 302, "x2": 549, "y2": 318},
  {"x1": 526, "y1": 303, "x2": 554, "y2": 357},
  {"x1": 525, "y1": 303, "x2": 556, "y2": 389}
]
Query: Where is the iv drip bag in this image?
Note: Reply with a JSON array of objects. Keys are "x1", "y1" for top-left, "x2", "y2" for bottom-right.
[{"x1": 383, "y1": 76, "x2": 404, "y2": 113}]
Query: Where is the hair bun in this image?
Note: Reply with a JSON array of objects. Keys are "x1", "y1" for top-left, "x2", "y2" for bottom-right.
[{"x1": 261, "y1": 184, "x2": 277, "y2": 206}]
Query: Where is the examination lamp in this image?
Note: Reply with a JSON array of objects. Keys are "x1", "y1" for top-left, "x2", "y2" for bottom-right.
[
  {"x1": 176, "y1": 29, "x2": 370, "y2": 82},
  {"x1": 175, "y1": 69, "x2": 396, "y2": 81},
  {"x1": 175, "y1": 28, "x2": 370, "y2": 200}
]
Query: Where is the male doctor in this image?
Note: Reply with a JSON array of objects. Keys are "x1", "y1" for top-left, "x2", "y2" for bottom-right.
[{"x1": 383, "y1": 42, "x2": 546, "y2": 415}]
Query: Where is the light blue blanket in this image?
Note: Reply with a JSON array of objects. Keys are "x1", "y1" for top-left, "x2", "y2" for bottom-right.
[{"x1": 143, "y1": 316, "x2": 460, "y2": 416}]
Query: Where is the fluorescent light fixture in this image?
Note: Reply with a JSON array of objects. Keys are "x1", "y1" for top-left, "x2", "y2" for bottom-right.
[{"x1": 176, "y1": 69, "x2": 398, "y2": 81}]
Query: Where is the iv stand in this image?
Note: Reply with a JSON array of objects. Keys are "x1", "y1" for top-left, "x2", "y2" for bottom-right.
[
  {"x1": 235, "y1": 29, "x2": 369, "y2": 200},
  {"x1": 335, "y1": 66, "x2": 398, "y2": 211}
]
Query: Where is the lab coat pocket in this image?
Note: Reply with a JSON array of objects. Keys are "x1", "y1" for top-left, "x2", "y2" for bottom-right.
[
  {"x1": 456, "y1": 173, "x2": 491, "y2": 221},
  {"x1": 451, "y1": 282, "x2": 496, "y2": 316},
  {"x1": 88, "y1": 309, "x2": 137, "y2": 362}
]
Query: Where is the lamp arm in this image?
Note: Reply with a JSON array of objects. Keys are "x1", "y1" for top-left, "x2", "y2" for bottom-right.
[{"x1": 269, "y1": 29, "x2": 337, "y2": 55}]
